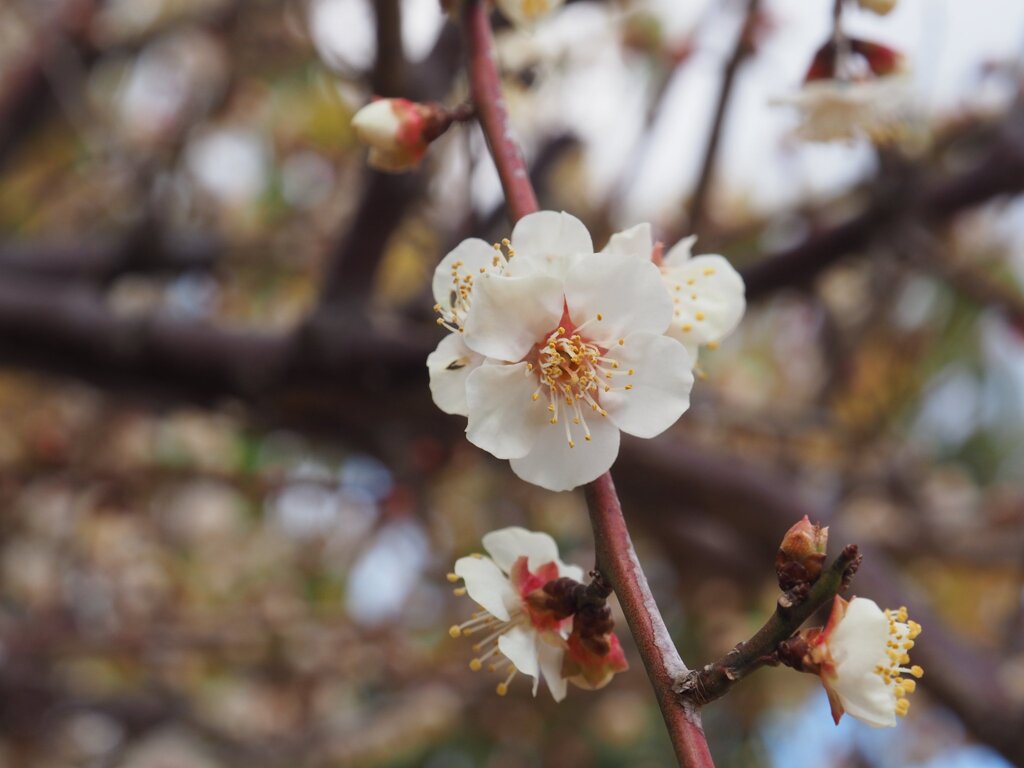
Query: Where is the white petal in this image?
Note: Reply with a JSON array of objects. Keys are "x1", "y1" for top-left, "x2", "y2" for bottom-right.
[
  {"x1": 453, "y1": 555, "x2": 515, "y2": 621},
  {"x1": 601, "y1": 223, "x2": 652, "y2": 261},
  {"x1": 465, "y1": 362, "x2": 548, "y2": 460},
  {"x1": 510, "y1": 411, "x2": 620, "y2": 492},
  {"x1": 482, "y1": 526, "x2": 560, "y2": 573},
  {"x1": 563, "y1": 254, "x2": 672, "y2": 345},
  {"x1": 432, "y1": 238, "x2": 501, "y2": 309},
  {"x1": 602, "y1": 332, "x2": 694, "y2": 438},
  {"x1": 834, "y1": 675, "x2": 897, "y2": 728},
  {"x1": 662, "y1": 235, "x2": 698, "y2": 267},
  {"x1": 662, "y1": 255, "x2": 746, "y2": 350},
  {"x1": 538, "y1": 637, "x2": 568, "y2": 702},
  {"x1": 829, "y1": 598, "x2": 889, "y2": 678},
  {"x1": 463, "y1": 274, "x2": 564, "y2": 362},
  {"x1": 558, "y1": 561, "x2": 585, "y2": 583},
  {"x1": 427, "y1": 334, "x2": 484, "y2": 416},
  {"x1": 510, "y1": 211, "x2": 593, "y2": 280},
  {"x1": 498, "y1": 624, "x2": 540, "y2": 690}
]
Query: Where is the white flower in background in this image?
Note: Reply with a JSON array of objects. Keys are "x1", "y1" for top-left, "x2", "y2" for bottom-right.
[
  {"x1": 493, "y1": 0, "x2": 565, "y2": 28},
  {"x1": 858, "y1": 0, "x2": 898, "y2": 15},
  {"x1": 448, "y1": 527, "x2": 584, "y2": 701},
  {"x1": 807, "y1": 596, "x2": 923, "y2": 727},
  {"x1": 603, "y1": 224, "x2": 746, "y2": 363},
  {"x1": 771, "y1": 75, "x2": 913, "y2": 144}
]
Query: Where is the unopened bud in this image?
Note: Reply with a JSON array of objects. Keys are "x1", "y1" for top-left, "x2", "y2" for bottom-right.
[
  {"x1": 776, "y1": 515, "x2": 828, "y2": 591},
  {"x1": 351, "y1": 98, "x2": 452, "y2": 173}
]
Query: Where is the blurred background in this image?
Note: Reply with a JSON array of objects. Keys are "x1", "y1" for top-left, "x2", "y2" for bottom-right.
[{"x1": 0, "y1": 0, "x2": 1023, "y2": 766}]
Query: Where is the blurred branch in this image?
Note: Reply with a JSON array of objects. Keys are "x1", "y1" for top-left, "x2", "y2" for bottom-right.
[
  {"x1": 678, "y1": 544, "x2": 861, "y2": 706},
  {"x1": 687, "y1": 0, "x2": 760, "y2": 237},
  {"x1": 742, "y1": 104, "x2": 1024, "y2": 301}
]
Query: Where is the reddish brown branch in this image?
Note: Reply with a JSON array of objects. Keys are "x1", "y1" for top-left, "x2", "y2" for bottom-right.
[
  {"x1": 586, "y1": 474, "x2": 715, "y2": 768},
  {"x1": 462, "y1": 0, "x2": 538, "y2": 223}
]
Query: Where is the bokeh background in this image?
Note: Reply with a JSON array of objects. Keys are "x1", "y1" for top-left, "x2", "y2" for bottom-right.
[{"x1": 1, "y1": 0, "x2": 1023, "y2": 766}]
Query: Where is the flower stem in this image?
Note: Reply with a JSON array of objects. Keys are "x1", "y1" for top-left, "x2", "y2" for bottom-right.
[
  {"x1": 461, "y1": 4, "x2": 714, "y2": 763},
  {"x1": 585, "y1": 472, "x2": 715, "y2": 768},
  {"x1": 461, "y1": 0, "x2": 538, "y2": 222}
]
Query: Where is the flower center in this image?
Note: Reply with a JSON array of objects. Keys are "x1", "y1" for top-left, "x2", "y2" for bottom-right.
[
  {"x1": 525, "y1": 317, "x2": 634, "y2": 448},
  {"x1": 875, "y1": 605, "x2": 923, "y2": 717}
]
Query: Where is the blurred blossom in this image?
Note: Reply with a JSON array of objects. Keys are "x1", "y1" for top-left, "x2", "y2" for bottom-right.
[
  {"x1": 281, "y1": 150, "x2": 335, "y2": 209},
  {"x1": 160, "y1": 480, "x2": 248, "y2": 546},
  {"x1": 186, "y1": 129, "x2": 270, "y2": 206},
  {"x1": 59, "y1": 713, "x2": 125, "y2": 762},
  {"x1": 164, "y1": 272, "x2": 221, "y2": 319},
  {"x1": 912, "y1": 365, "x2": 981, "y2": 450},
  {"x1": 345, "y1": 520, "x2": 429, "y2": 626},
  {"x1": 117, "y1": 29, "x2": 228, "y2": 147},
  {"x1": 339, "y1": 453, "x2": 394, "y2": 501},
  {"x1": 118, "y1": 727, "x2": 224, "y2": 768}
]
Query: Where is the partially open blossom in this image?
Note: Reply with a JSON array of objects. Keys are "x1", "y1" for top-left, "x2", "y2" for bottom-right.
[
  {"x1": 805, "y1": 596, "x2": 923, "y2": 727},
  {"x1": 448, "y1": 527, "x2": 584, "y2": 701},
  {"x1": 494, "y1": 0, "x2": 565, "y2": 28},
  {"x1": 776, "y1": 515, "x2": 829, "y2": 589},
  {"x1": 602, "y1": 224, "x2": 746, "y2": 363},
  {"x1": 351, "y1": 98, "x2": 447, "y2": 172}
]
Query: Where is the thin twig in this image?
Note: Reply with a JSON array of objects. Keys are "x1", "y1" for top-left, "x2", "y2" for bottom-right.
[{"x1": 678, "y1": 544, "x2": 861, "y2": 706}]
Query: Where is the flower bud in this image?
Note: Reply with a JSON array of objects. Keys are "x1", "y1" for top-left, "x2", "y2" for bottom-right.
[
  {"x1": 351, "y1": 98, "x2": 450, "y2": 173},
  {"x1": 562, "y1": 626, "x2": 629, "y2": 690},
  {"x1": 776, "y1": 515, "x2": 828, "y2": 590}
]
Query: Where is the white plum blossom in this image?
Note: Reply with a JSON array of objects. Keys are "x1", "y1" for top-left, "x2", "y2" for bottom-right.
[
  {"x1": 602, "y1": 223, "x2": 746, "y2": 363},
  {"x1": 807, "y1": 596, "x2": 923, "y2": 727},
  {"x1": 494, "y1": 0, "x2": 565, "y2": 28},
  {"x1": 771, "y1": 75, "x2": 914, "y2": 144},
  {"x1": 448, "y1": 527, "x2": 584, "y2": 701}
]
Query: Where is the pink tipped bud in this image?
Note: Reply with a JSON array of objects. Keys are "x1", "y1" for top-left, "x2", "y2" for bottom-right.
[
  {"x1": 351, "y1": 98, "x2": 452, "y2": 173},
  {"x1": 776, "y1": 515, "x2": 828, "y2": 590}
]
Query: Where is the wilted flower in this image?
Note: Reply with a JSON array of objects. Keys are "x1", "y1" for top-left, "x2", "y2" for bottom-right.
[
  {"x1": 602, "y1": 224, "x2": 746, "y2": 363},
  {"x1": 448, "y1": 527, "x2": 584, "y2": 701},
  {"x1": 805, "y1": 596, "x2": 923, "y2": 727}
]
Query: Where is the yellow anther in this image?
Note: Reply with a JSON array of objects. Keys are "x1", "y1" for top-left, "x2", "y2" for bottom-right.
[
  {"x1": 568, "y1": 440, "x2": 575, "y2": 448},
  {"x1": 531, "y1": 393, "x2": 539, "y2": 401},
  {"x1": 901, "y1": 679, "x2": 916, "y2": 693},
  {"x1": 469, "y1": 659, "x2": 482, "y2": 671},
  {"x1": 618, "y1": 338, "x2": 625, "y2": 345},
  {"x1": 624, "y1": 384, "x2": 633, "y2": 390},
  {"x1": 695, "y1": 312, "x2": 705, "y2": 321},
  {"x1": 496, "y1": 683, "x2": 508, "y2": 696},
  {"x1": 895, "y1": 699, "x2": 910, "y2": 716},
  {"x1": 596, "y1": 313, "x2": 603, "y2": 320},
  {"x1": 627, "y1": 368, "x2": 635, "y2": 375},
  {"x1": 910, "y1": 665, "x2": 923, "y2": 678},
  {"x1": 453, "y1": 587, "x2": 467, "y2": 597},
  {"x1": 449, "y1": 625, "x2": 462, "y2": 638},
  {"x1": 681, "y1": 324, "x2": 692, "y2": 332},
  {"x1": 446, "y1": 573, "x2": 460, "y2": 583},
  {"x1": 707, "y1": 341, "x2": 719, "y2": 350},
  {"x1": 704, "y1": 267, "x2": 716, "y2": 276},
  {"x1": 550, "y1": 417, "x2": 558, "y2": 425}
]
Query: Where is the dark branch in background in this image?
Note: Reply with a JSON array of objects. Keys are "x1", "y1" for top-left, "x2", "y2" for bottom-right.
[
  {"x1": 0, "y1": 0, "x2": 97, "y2": 170},
  {"x1": 741, "y1": 103, "x2": 1024, "y2": 301},
  {"x1": 678, "y1": 544, "x2": 861, "y2": 706},
  {"x1": 687, "y1": 0, "x2": 760, "y2": 238}
]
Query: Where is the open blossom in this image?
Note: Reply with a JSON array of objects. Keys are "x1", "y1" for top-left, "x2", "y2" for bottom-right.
[
  {"x1": 429, "y1": 211, "x2": 695, "y2": 491},
  {"x1": 806, "y1": 596, "x2": 923, "y2": 727},
  {"x1": 494, "y1": 0, "x2": 565, "y2": 27},
  {"x1": 448, "y1": 527, "x2": 585, "y2": 701},
  {"x1": 602, "y1": 224, "x2": 746, "y2": 363}
]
